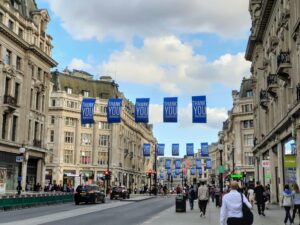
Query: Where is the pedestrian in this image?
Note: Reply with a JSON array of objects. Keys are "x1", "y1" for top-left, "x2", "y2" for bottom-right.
[
  {"x1": 176, "y1": 184, "x2": 181, "y2": 194},
  {"x1": 292, "y1": 183, "x2": 300, "y2": 225},
  {"x1": 198, "y1": 181, "x2": 209, "y2": 217},
  {"x1": 282, "y1": 184, "x2": 293, "y2": 225},
  {"x1": 220, "y1": 181, "x2": 252, "y2": 225},
  {"x1": 254, "y1": 181, "x2": 266, "y2": 216},
  {"x1": 215, "y1": 186, "x2": 221, "y2": 207},
  {"x1": 210, "y1": 186, "x2": 216, "y2": 203},
  {"x1": 188, "y1": 185, "x2": 195, "y2": 210},
  {"x1": 247, "y1": 186, "x2": 255, "y2": 208}
]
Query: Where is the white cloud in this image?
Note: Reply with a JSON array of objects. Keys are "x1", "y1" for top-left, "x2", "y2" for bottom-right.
[
  {"x1": 44, "y1": 0, "x2": 250, "y2": 40},
  {"x1": 149, "y1": 103, "x2": 228, "y2": 130},
  {"x1": 68, "y1": 58, "x2": 93, "y2": 71},
  {"x1": 100, "y1": 36, "x2": 251, "y2": 95}
]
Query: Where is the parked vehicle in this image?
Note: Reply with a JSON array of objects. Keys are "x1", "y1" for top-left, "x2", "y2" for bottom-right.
[
  {"x1": 74, "y1": 184, "x2": 106, "y2": 205},
  {"x1": 110, "y1": 186, "x2": 130, "y2": 200}
]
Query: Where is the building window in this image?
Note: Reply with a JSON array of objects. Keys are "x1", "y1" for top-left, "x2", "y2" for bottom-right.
[
  {"x1": 0, "y1": 12, "x2": 3, "y2": 23},
  {"x1": 242, "y1": 104, "x2": 253, "y2": 113},
  {"x1": 18, "y1": 28, "x2": 23, "y2": 38},
  {"x1": 66, "y1": 87, "x2": 72, "y2": 94},
  {"x1": 81, "y1": 133, "x2": 92, "y2": 145},
  {"x1": 51, "y1": 99, "x2": 56, "y2": 107},
  {"x1": 80, "y1": 151, "x2": 91, "y2": 164},
  {"x1": 246, "y1": 90, "x2": 253, "y2": 97},
  {"x1": 14, "y1": 82, "x2": 20, "y2": 104},
  {"x1": 97, "y1": 152, "x2": 107, "y2": 165},
  {"x1": 34, "y1": 121, "x2": 39, "y2": 140},
  {"x1": 99, "y1": 105, "x2": 107, "y2": 113},
  {"x1": 2, "y1": 113, "x2": 7, "y2": 139},
  {"x1": 5, "y1": 49, "x2": 12, "y2": 65},
  {"x1": 28, "y1": 119, "x2": 31, "y2": 141},
  {"x1": 37, "y1": 68, "x2": 42, "y2": 80},
  {"x1": 31, "y1": 65, "x2": 35, "y2": 78},
  {"x1": 50, "y1": 130, "x2": 54, "y2": 142},
  {"x1": 8, "y1": 19, "x2": 14, "y2": 31},
  {"x1": 244, "y1": 134, "x2": 254, "y2": 146},
  {"x1": 83, "y1": 91, "x2": 89, "y2": 97},
  {"x1": 98, "y1": 121, "x2": 111, "y2": 130},
  {"x1": 16, "y1": 56, "x2": 22, "y2": 70},
  {"x1": 82, "y1": 123, "x2": 92, "y2": 128},
  {"x1": 243, "y1": 120, "x2": 254, "y2": 128},
  {"x1": 99, "y1": 135, "x2": 110, "y2": 147},
  {"x1": 50, "y1": 116, "x2": 55, "y2": 124},
  {"x1": 66, "y1": 101, "x2": 77, "y2": 109},
  {"x1": 36, "y1": 92, "x2": 40, "y2": 110},
  {"x1": 65, "y1": 117, "x2": 75, "y2": 126},
  {"x1": 245, "y1": 152, "x2": 255, "y2": 165},
  {"x1": 64, "y1": 132, "x2": 74, "y2": 143},
  {"x1": 64, "y1": 150, "x2": 74, "y2": 164}
]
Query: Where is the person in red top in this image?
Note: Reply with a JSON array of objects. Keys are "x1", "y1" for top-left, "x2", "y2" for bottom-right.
[{"x1": 176, "y1": 184, "x2": 181, "y2": 194}]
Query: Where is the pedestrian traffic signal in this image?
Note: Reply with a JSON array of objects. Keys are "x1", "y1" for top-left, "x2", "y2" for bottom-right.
[{"x1": 104, "y1": 170, "x2": 111, "y2": 180}]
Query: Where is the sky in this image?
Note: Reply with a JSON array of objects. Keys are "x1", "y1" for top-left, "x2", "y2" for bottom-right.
[{"x1": 37, "y1": 0, "x2": 252, "y2": 156}]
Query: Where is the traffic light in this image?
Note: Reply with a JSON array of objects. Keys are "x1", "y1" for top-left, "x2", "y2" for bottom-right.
[{"x1": 104, "y1": 170, "x2": 111, "y2": 180}]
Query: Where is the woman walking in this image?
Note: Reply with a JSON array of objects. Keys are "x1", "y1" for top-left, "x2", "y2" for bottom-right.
[
  {"x1": 282, "y1": 184, "x2": 294, "y2": 225},
  {"x1": 292, "y1": 183, "x2": 300, "y2": 225}
]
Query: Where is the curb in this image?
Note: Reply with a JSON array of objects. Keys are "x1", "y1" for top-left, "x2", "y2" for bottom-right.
[{"x1": 120, "y1": 196, "x2": 156, "y2": 202}]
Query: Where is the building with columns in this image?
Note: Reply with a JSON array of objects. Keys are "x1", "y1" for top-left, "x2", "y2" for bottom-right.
[
  {"x1": 0, "y1": 0, "x2": 57, "y2": 192},
  {"x1": 246, "y1": 0, "x2": 300, "y2": 203},
  {"x1": 219, "y1": 78, "x2": 255, "y2": 187},
  {"x1": 47, "y1": 69, "x2": 156, "y2": 191}
]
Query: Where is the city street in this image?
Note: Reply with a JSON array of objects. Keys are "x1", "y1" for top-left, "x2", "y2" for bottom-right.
[{"x1": 0, "y1": 196, "x2": 173, "y2": 225}]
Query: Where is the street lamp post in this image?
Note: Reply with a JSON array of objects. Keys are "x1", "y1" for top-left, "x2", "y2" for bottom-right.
[
  {"x1": 218, "y1": 143, "x2": 224, "y2": 194},
  {"x1": 17, "y1": 146, "x2": 26, "y2": 195},
  {"x1": 154, "y1": 144, "x2": 157, "y2": 196}
]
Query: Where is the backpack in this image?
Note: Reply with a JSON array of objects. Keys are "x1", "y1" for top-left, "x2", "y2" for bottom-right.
[{"x1": 241, "y1": 193, "x2": 253, "y2": 225}]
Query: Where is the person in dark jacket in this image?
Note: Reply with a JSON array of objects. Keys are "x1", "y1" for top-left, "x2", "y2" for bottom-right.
[{"x1": 254, "y1": 181, "x2": 266, "y2": 216}]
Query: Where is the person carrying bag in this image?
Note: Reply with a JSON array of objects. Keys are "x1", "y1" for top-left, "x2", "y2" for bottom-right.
[{"x1": 241, "y1": 192, "x2": 254, "y2": 225}]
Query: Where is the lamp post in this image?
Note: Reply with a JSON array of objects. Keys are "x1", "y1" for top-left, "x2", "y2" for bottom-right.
[
  {"x1": 17, "y1": 146, "x2": 26, "y2": 195},
  {"x1": 218, "y1": 143, "x2": 224, "y2": 194},
  {"x1": 154, "y1": 144, "x2": 157, "y2": 196}
]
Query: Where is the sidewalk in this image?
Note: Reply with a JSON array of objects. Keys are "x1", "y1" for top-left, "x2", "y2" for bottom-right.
[{"x1": 141, "y1": 199, "x2": 295, "y2": 225}]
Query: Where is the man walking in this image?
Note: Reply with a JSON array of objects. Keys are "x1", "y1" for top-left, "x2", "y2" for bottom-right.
[
  {"x1": 220, "y1": 181, "x2": 252, "y2": 225},
  {"x1": 254, "y1": 181, "x2": 266, "y2": 216},
  {"x1": 198, "y1": 181, "x2": 209, "y2": 217}
]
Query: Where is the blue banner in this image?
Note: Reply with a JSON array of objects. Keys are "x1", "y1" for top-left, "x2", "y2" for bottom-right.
[
  {"x1": 143, "y1": 143, "x2": 151, "y2": 157},
  {"x1": 135, "y1": 98, "x2": 150, "y2": 123},
  {"x1": 206, "y1": 158, "x2": 212, "y2": 169},
  {"x1": 165, "y1": 159, "x2": 171, "y2": 169},
  {"x1": 163, "y1": 97, "x2": 178, "y2": 122},
  {"x1": 81, "y1": 98, "x2": 96, "y2": 124},
  {"x1": 157, "y1": 144, "x2": 165, "y2": 156},
  {"x1": 198, "y1": 167, "x2": 202, "y2": 176},
  {"x1": 107, "y1": 98, "x2": 122, "y2": 123},
  {"x1": 172, "y1": 144, "x2": 179, "y2": 156},
  {"x1": 190, "y1": 168, "x2": 195, "y2": 175},
  {"x1": 175, "y1": 169, "x2": 181, "y2": 175},
  {"x1": 173, "y1": 172, "x2": 177, "y2": 178},
  {"x1": 201, "y1": 142, "x2": 209, "y2": 157},
  {"x1": 175, "y1": 159, "x2": 181, "y2": 169},
  {"x1": 192, "y1": 96, "x2": 207, "y2": 123},
  {"x1": 167, "y1": 169, "x2": 172, "y2": 175},
  {"x1": 186, "y1": 143, "x2": 194, "y2": 156},
  {"x1": 196, "y1": 159, "x2": 201, "y2": 169}
]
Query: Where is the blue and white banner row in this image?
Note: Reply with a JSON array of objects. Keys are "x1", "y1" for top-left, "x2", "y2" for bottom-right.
[{"x1": 81, "y1": 96, "x2": 206, "y2": 124}]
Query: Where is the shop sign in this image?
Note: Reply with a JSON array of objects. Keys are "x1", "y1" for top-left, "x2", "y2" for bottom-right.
[
  {"x1": 265, "y1": 174, "x2": 271, "y2": 180},
  {"x1": 262, "y1": 160, "x2": 270, "y2": 168},
  {"x1": 16, "y1": 156, "x2": 23, "y2": 162},
  {"x1": 284, "y1": 155, "x2": 296, "y2": 168}
]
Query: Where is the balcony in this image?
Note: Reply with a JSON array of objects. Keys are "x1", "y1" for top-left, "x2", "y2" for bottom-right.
[
  {"x1": 259, "y1": 90, "x2": 268, "y2": 110},
  {"x1": 266, "y1": 74, "x2": 278, "y2": 97},
  {"x1": 277, "y1": 51, "x2": 291, "y2": 81},
  {"x1": 3, "y1": 95, "x2": 17, "y2": 112},
  {"x1": 33, "y1": 139, "x2": 42, "y2": 148}
]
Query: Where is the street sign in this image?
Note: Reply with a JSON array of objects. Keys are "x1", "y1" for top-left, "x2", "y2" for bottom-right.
[
  {"x1": 218, "y1": 165, "x2": 225, "y2": 174},
  {"x1": 230, "y1": 174, "x2": 243, "y2": 179},
  {"x1": 16, "y1": 156, "x2": 23, "y2": 163},
  {"x1": 265, "y1": 174, "x2": 271, "y2": 180},
  {"x1": 262, "y1": 160, "x2": 270, "y2": 168},
  {"x1": 17, "y1": 176, "x2": 22, "y2": 182}
]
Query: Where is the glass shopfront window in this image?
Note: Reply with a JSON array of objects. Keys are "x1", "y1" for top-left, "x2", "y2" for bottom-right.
[{"x1": 283, "y1": 139, "x2": 296, "y2": 185}]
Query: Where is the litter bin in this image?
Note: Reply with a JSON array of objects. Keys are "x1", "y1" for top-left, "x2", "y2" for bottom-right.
[{"x1": 175, "y1": 194, "x2": 186, "y2": 212}]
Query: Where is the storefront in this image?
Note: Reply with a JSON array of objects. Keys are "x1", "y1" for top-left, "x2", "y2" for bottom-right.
[
  {"x1": 0, "y1": 151, "x2": 18, "y2": 191},
  {"x1": 79, "y1": 170, "x2": 94, "y2": 184},
  {"x1": 283, "y1": 139, "x2": 296, "y2": 185}
]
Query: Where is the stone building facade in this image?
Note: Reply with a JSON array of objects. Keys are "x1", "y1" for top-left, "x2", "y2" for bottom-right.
[
  {"x1": 0, "y1": 0, "x2": 57, "y2": 192},
  {"x1": 47, "y1": 69, "x2": 156, "y2": 190},
  {"x1": 246, "y1": 0, "x2": 300, "y2": 203},
  {"x1": 219, "y1": 78, "x2": 255, "y2": 187}
]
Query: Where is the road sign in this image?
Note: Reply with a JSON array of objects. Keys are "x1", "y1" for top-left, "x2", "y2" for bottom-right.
[
  {"x1": 262, "y1": 160, "x2": 270, "y2": 168},
  {"x1": 218, "y1": 165, "x2": 225, "y2": 174},
  {"x1": 16, "y1": 156, "x2": 23, "y2": 163},
  {"x1": 230, "y1": 174, "x2": 243, "y2": 179}
]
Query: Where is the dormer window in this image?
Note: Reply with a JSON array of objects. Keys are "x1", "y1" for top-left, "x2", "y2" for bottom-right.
[
  {"x1": 83, "y1": 91, "x2": 89, "y2": 97},
  {"x1": 66, "y1": 87, "x2": 72, "y2": 95}
]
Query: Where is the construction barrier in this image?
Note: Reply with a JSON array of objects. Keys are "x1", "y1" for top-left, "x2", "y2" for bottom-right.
[{"x1": 0, "y1": 193, "x2": 73, "y2": 210}]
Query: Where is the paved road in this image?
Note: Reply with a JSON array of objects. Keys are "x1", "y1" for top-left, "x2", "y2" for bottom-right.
[{"x1": 0, "y1": 197, "x2": 174, "y2": 225}]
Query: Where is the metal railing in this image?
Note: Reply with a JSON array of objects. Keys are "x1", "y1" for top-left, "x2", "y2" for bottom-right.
[
  {"x1": 4, "y1": 95, "x2": 17, "y2": 107},
  {"x1": 277, "y1": 51, "x2": 290, "y2": 67}
]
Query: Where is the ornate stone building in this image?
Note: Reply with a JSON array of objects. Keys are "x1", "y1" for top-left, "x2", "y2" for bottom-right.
[
  {"x1": 47, "y1": 69, "x2": 156, "y2": 190},
  {"x1": 246, "y1": 0, "x2": 300, "y2": 203},
  {"x1": 0, "y1": 0, "x2": 57, "y2": 192},
  {"x1": 220, "y1": 78, "x2": 255, "y2": 186}
]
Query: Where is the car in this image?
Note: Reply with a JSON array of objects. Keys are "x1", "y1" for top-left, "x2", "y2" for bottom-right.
[
  {"x1": 74, "y1": 184, "x2": 106, "y2": 205},
  {"x1": 110, "y1": 186, "x2": 130, "y2": 200}
]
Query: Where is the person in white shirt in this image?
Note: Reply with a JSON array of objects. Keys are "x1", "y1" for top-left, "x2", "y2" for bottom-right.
[
  {"x1": 247, "y1": 186, "x2": 255, "y2": 207},
  {"x1": 198, "y1": 181, "x2": 209, "y2": 217},
  {"x1": 220, "y1": 181, "x2": 252, "y2": 225}
]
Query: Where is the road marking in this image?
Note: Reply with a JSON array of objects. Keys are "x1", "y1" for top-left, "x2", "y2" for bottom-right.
[{"x1": 0, "y1": 202, "x2": 132, "y2": 225}]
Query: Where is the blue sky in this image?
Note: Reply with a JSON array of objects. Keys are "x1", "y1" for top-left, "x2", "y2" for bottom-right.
[{"x1": 37, "y1": 0, "x2": 251, "y2": 156}]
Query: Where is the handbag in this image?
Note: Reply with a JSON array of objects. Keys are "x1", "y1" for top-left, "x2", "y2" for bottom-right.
[{"x1": 241, "y1": 193, "x2": 254, "y2": 225}]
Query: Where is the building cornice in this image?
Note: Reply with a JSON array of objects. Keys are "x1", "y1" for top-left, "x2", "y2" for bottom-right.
[{"x1": 245, "y1": 0, "x2": 275, "y2": 61}]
